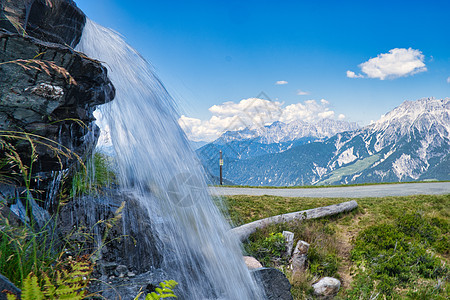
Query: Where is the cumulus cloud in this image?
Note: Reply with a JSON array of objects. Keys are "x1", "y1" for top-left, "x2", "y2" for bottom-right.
[
  {"x1": 346, "y1": 70, "x2": 363, "y2": 78},
  {"x1": 180, "y1": 98, "x2": 343, "y2": 142},
  {"x1": 347, "y1": 48, "x2": 427, "y2": 80},
  {"x1": 275, "y1": 80, "x2": 288, "y2": 85},
  {"x1": 296, "y1": 89, "x2": 310, "y2": 95}
]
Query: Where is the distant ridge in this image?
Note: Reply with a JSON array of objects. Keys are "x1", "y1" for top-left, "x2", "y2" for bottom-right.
[{"x1": 197, "y1": 98, "x2": 450, "y2": 186}]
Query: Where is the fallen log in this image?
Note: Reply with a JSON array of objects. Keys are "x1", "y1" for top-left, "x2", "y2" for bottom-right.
[{"x1": 231, "y1": 200, "x2": 358, "y2": 241}]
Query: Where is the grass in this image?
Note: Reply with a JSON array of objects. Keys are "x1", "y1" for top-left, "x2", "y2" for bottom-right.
[
  {"x1": 70, "y1": 152, "x2": 117, "y2": 198},
  {"x1": 212, "y1": 179, "x2": 448, "y2": 189},
  {"x1": 222, "y1": 194, "x2": 450, "y2": 299}
]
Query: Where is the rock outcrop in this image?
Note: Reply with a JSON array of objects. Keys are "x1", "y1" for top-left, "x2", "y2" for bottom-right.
[
  {"x1": 58, "y1": 190, "x2": 162, "y2": 275},
  {"x1": 0, "y1": 29, "x2": 114, "y2": 209},
  {"x1": 0, "y1": 0, "x2": 85, "y2": 48}
]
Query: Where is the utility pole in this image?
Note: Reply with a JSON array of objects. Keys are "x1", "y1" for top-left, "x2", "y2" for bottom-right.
[{"x1": 219, "y1": 150, "x2": 223, "y2": 185}]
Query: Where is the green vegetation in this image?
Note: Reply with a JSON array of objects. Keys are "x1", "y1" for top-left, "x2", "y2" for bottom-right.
[
  {"x1": 134, "y1": 280, "x2": 178, "y2": 300},
  {"x1": 212, "y1": 180, "x2": 448, "y2": 189},
  {"x1": 349, "y1": 213, "x2": 448, "y2": 299},
  {"x1": 223, "y1": 194, "x2": 450, "y2": 299},
  {"x1": 6, "y1": 256, "x2": 93, "y2": 300},
  {"x1": 245, "y1": 232, "x2": 287, "y2": 266},
  {"x1": 70, "y1": 152, "x2": 117, "y2": 197},
  {"x1": 317, "y1": 154, "x2": 381, "y2": 185}
]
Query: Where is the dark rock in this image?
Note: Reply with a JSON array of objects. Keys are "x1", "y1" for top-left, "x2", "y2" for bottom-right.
[
  {"x1": 0, "y1": 184, "x2": 54, "y2": 231},
  {"x1": 114, "y1": 265, "x2": 129, "y2": 278},
  {"x1": 0, "y1": 273, "x2": 21, "y2": 300},
  {"x1": 251, "y1": 268, "x2": 293, "y2": 300},
  {"x1": 0, "y1": 0, "x2": 86, "y2": 48},
  {"x1": 88, "y1": 269, "x2": 168, "y2": 300},
  {"x1": 0, "y1": 30, "x2": 115, "y2": 210},
  {"x1": 58, "y1": 189, "x2": 162, "y2": 275},
  {"x1": 96, "y1": 261, "x2": 119, "y2": 277}
]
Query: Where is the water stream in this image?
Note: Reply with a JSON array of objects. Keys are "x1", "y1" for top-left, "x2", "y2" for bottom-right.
[{"x1": 76, "y1": 19, "x2": 264, "y2": 299}]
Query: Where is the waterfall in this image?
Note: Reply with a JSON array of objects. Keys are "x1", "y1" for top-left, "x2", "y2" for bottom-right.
[{"x1": 76, "y1": 19, "x2": 264, "y2": 299}]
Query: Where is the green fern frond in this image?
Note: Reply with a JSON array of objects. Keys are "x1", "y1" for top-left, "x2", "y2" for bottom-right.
[
  {"x1": 6, "y1": 293, "x2": 18, "y2": 300},
  {"x1": 42, "y1": 273, "x2": 56, "y2": 298},
  {"x1": 144, "y1": 280, "x2": 178, "y2": 300},
  {"x1": 21, "y1": 273, "x2": 44, "y2": 300}
]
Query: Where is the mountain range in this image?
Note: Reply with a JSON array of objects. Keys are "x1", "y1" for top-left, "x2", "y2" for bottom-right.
[{"x1": 196, "y1": 98, "x2": 449, "y2": 186}]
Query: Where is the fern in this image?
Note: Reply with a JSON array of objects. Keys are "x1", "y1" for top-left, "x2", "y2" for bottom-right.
[
  {"x1": 21, "y1": 274, "x2": 44, "y2": 300},
  {"x1": 134, "y1": 280, "x2": 178, "y2": 300},
  {"x1": 7, "y1": 256, "x2": 92, "y2": 300}
]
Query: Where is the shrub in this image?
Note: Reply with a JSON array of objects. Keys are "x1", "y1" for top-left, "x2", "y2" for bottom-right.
[
  {"x1": 245, "y1": 232, "x2": 286, "y2": 266},
  {"x1": 349, "y1": 213, "x2": 449, "y2": 298}
]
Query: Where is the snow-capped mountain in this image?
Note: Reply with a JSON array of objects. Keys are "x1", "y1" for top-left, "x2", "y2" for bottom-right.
[
  {"x1": 218, "y1": 119, "x2": 359, "y2": 144},
  {"x1": 197, "y1": 119, "x2": 358, "y2": 164},
  {"x1": 198, "y1": 98, "x2": 449, "y2": 186}
]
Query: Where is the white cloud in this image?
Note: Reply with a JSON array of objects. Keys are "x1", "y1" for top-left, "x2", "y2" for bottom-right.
[
  {"x1": 346, "y1": 70, "x2": 363, "y2": 78},
  {"x1": 338, "y1": 114, "x2": 346, "y2": 120},
  {"x1": 275, "y1": 80, "x2": 288, "y2": 85},
  {"x1": 180, "y1": 98, "x2": 343, "y2": 142},
  {"x1": 447, "y1": 76, "x2": 450, "y2": 83},
  {"x1": 348, "y1": 48, "x2": 427, "y2": 80},
  {"x1": 296, "y1": 89, "x2": 310, "y2": 95}
]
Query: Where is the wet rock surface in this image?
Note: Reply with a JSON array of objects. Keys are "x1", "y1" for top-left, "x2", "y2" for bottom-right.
[
  {"x1": 0, "y1": 30, "x2": 114, "y2": 209},
  {"x1": 0, "y1": 0, "x2": 86, "y2": 48},
  {"x1": 58, "y1": 189, "x2": 162, "y2": 275},
  {"x1": 88, "y1": 269, "x2": 169, "y2": 300}
]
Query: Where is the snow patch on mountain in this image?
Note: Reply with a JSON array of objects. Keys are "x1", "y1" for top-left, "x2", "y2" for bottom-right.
[
  {"x1": 220, "y1": 119, "x2": 359, "y2": 144},
  {"x1": 392, "y1": 154, "x2": 421, "y2": 180},
  {"x1": 337, "y1": 147, "x2": 358, "y2": 166}
]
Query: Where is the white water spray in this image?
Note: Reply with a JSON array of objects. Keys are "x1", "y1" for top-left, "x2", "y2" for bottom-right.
[{"x1": 76, "y1": 19, "x2": 264, "y2": 299}]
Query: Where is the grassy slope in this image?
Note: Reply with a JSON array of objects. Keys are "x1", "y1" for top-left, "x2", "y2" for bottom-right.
[
  {"x1": 221, "y1": 194, "x2": 450, "y2": 299},
  {"x1": 212, "y1": 180, "x2": 449, "y2": 189}
]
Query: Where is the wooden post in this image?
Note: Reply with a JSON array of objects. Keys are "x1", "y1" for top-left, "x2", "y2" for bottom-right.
[{"x1": 219, "y1": 150, "x2": 223, "y2": 185}]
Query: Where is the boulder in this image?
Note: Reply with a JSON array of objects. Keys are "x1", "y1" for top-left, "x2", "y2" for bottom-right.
[
  {"x1": 58, "y1": 189, "x2": 162, "y2": 275},
  {"x1": 251, "y1": 268, "x2": 293, "y2": 300},
  {"x1": 0, "y1": 30, "x2": 115, "y2": 210},
  {"x1": 0, "y1": 0, "x2": 86, "y2": 48},
  {"x1": 312, "y1": 277, "x2": 341, "y2": 299},
  {"x1": 0, "y1": 273, "x2": 21, "y2": 300},
  {"x1": 243, "y1": 256, "x2": 263, "y2": 269}
]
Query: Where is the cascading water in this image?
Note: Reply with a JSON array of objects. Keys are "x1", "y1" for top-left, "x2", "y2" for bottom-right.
[{"x1": 76, "y1": 19, "x2": 264, "y2": 299}]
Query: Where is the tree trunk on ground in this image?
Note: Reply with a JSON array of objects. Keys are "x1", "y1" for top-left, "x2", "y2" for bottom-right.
[{"x1": 231, "y1": 200, "x2": 358, "y2": 241}]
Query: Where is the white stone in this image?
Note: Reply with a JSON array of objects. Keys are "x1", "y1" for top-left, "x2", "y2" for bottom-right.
[
  {"x1": 291, "y1": 240, "x2": 310, "y2": 274},
  {"x1": 312, "y1": 277, "x2": 341, "y2": 298},
  {"x1": 293, "y1": 240, "x2": 310, "y2": 256},
  {"x1": 282, "y1": 231, "x2": 295, "y2": 257},
  {"x1": 243, "y1": 256, "x2": 263, "y2": 269}
]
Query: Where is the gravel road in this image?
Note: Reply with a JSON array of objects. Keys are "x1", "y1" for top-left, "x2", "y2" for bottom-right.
[{"x1": 209, "y1": 182, "x2": 450, "y2": 198}]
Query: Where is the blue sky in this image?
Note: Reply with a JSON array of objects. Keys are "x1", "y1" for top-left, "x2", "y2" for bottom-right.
[{"x1": 75, "y1": 0, "x2": 449, "y2": 142}]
